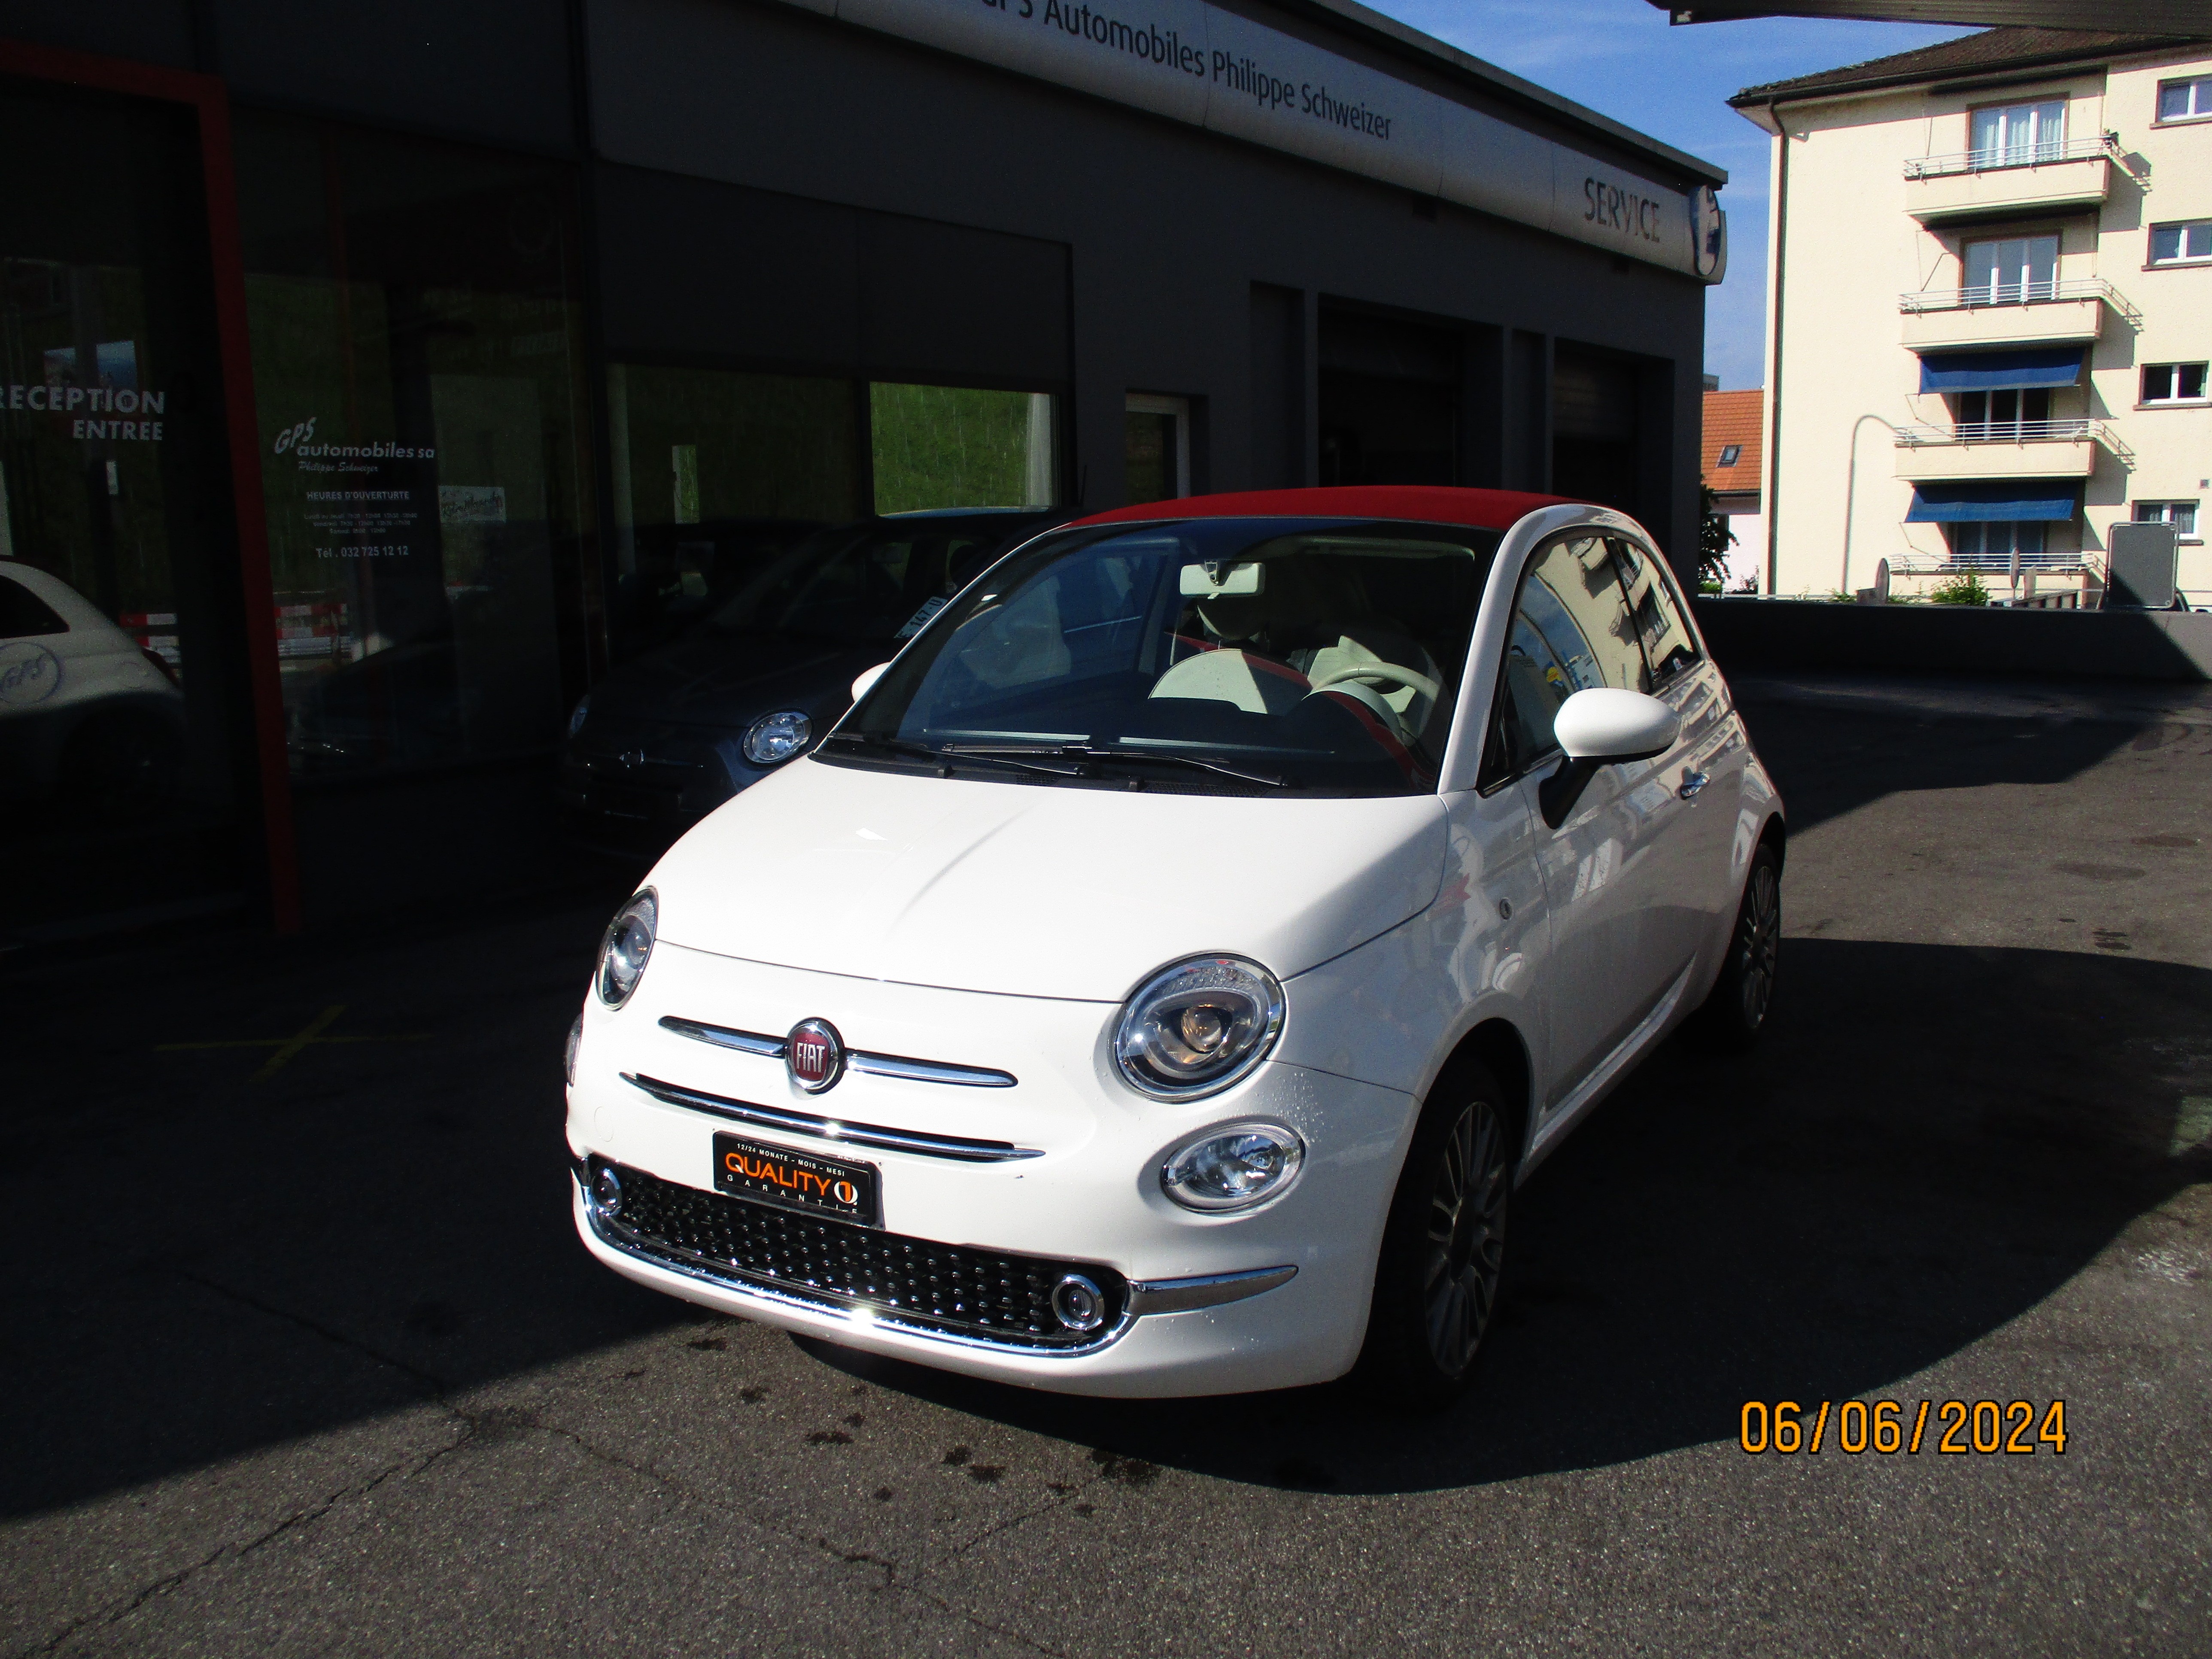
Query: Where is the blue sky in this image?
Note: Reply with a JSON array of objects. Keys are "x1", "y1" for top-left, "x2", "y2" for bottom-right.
[{"x1": 1364, "y1": 0, "x2": 1973, "y2": 389}]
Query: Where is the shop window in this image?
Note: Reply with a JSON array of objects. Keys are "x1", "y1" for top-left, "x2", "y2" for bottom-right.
[
  {"x1": 2148, "y1": 220, "x2": 2212, "y2": 265},
  {"x1": 2156, "y1": 76, "x2": 2212, "y2": 123},
  {"x1": 1962, "y1": 234, "x2": 2059, "y2": 303},
  {"x1": 0, "y1": 80, "x2": 255, "y2": 932},
  {"x1": 869, "y1": 383, "x2": 1056, "y2": 516},
  {"x1": 1946, "y1": 521, "x2": 2065, "y2": 569},
  {"x1": 234, "y1": 115, "x2": 596, "y2": 778},
  {"x1": 2141, "y1": 363, "x2": 2209, "y2": 404},
  {"x1": 1124, "y1": 394, "x2": 1189, "y2": 504}
]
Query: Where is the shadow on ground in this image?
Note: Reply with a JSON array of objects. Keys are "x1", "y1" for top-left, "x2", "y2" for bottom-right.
[
  {"x1": 3, "y1": 681, "x2": 2204, "y2": 1516},
  {"x1": 798, "y1": 936, "x2": 2212, "y2": 1492}
]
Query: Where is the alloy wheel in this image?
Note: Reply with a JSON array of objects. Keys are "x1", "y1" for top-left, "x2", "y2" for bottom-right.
[
  {"x1": 1737, "y1": 861, "x2": 1781, "y2": 1030},
  {"x1": 1422, "y1": 1100, "x2": 1508, "y2": 1376}
]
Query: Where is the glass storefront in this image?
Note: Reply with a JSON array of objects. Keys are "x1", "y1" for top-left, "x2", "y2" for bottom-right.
[
  {"x1": 605, "y1": 366, "x2": 1056, "y2": 656},
  {"x1": 233, "y1": 115, "x2": 598, "y2": 778},
  {"x1": 0, "y1": 78, "x2": 255, "y2": 933}
]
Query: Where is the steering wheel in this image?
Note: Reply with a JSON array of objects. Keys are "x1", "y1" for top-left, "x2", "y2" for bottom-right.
[{"x1": 1306, "y1": 660, "x2": 1443, "y2": 703}]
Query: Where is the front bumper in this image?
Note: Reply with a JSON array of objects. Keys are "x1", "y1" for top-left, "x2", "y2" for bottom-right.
[{"x1": 566, "y1": 942, "x2": 1418, "y2": 1397}]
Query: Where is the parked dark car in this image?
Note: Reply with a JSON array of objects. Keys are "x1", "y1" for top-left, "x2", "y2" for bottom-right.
[{"x1": 559, "y1": 508, "x2": 1069, "y2": 858}]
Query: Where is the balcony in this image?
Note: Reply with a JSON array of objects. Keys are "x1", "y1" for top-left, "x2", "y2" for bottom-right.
[
  {"x1": 1902, "y1": 137, "x2": 2117, "y2": 223},
  {"x1": 1891, "y1": 419, "x2": 2127, "y2": 483},
  {"x1": 1898, "y1": 278, "x2": 2137, "y2": 350}
]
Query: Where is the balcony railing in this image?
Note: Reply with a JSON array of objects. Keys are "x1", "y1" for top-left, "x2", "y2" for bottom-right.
[
  {"x1": 1902, "y1": 134, "x2": 2119, "y2": 180},
  {"x1": 1892, "y1": 419, "x2": 2131, "y2": 462},
  {"x1": 1897, "y1": 277, "x2": 2141, "y2": 325}
]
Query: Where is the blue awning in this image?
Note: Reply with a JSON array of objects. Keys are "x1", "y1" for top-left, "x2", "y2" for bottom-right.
[
  {"x1": 1906, "y1": 483, "x2": 2079, "y2": 523},
  {"x1": 1916, "y1": 346, "x2": 2086, "y2": 393}
]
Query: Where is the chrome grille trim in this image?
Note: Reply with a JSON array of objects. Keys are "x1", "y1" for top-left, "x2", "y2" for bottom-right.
[
  {"x1": 623, "y1": 1071, "x2": 1043, "y2": 1163},
  {"x1": 659, "y1": 1014, "x2": 1018, "y2": 1087}
]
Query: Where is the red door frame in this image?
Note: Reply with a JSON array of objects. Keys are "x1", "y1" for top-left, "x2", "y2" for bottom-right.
[{"x1": 0, "y1": 37, "x2": 303, "y2": 932}]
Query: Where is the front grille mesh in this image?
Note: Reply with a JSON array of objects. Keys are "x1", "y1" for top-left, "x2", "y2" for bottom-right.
[{"x1": 589, "y1": 1159, "x2": 1125, "y2": 1349}]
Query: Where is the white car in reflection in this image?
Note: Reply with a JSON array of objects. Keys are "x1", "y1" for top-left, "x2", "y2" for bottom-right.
[
  {"x1": 564, "y1": 486, "x2": 1784, "y2": 1404},
  {"x1": 0, "y1": 560, "x2": 183, "y2": 810}
]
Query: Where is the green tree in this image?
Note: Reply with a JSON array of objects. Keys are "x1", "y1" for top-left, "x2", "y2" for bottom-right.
[{"x1": 1698, "y1": 483, "x2": 1737, "y2": 590}]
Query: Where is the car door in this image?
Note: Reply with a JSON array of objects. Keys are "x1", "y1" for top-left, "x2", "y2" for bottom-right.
[
  {"x1": 1485, "y1": 532, "x2": 1682, "y2": 1109},
  {"x1": 1607, "y1": 537, "x2": 1746, "y2": 968}
]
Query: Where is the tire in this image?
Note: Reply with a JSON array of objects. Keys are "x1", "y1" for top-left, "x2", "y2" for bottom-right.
[
  {"x1": 1355, "y1": 1063, "x2": 1514, "y2": 1411},
  {"x1": 1694, "y1": 839, "x2": 1782, "y2": 1052}
]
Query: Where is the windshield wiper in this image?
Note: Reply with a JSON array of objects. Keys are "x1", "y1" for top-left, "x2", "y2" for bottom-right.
[
  {"x1": 820, "y1": 731, "x2": 1084, "y2": 779},
  {"x1": 942, "y1": 742, "x2": 1291, "y2": 790}
]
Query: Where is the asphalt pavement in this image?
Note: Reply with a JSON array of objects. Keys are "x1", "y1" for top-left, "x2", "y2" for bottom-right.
[{"x1": 4, "y1": 670, "x2": 2209, "y2": 1658}]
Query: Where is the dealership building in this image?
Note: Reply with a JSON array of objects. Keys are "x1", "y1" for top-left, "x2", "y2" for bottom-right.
[{"x1": 0, "y1": 0, "x2": 1726, "y2": 937}]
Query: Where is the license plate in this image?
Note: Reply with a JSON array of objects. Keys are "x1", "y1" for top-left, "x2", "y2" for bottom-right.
[{"x1": 713, "y1": 1132, "x2": 879, "y2": 1227}]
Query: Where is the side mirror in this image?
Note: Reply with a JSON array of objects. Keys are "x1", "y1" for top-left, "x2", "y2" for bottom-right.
[
  {"x1": 850, "y1": 662, "x2": 890, "y2": 703},
  {"x1": 1538, "y1": 689, "x2": 1680, "y2": 828}
]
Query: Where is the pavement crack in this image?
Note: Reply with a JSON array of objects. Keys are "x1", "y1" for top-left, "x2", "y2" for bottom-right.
[{"x1": 170, "y1": 1267, "x2": 449, "y2": 1396}]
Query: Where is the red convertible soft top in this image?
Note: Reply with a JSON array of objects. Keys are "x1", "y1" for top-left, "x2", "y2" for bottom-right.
[{"x1": 1065, "y1": 485, "x2": 1574, "y2": 534}]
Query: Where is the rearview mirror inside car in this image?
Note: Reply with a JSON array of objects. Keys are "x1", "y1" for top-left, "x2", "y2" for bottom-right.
[
  {"x1": 1539, "y1": 688, "x2": 1680, "y2": 827},
  {"x1": 1179, "y1": 560, "x2": 1264, "y2": 596}
]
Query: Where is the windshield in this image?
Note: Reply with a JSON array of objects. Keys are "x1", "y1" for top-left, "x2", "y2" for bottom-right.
[
  {"x1": 826, "y1": 517, "x2": 1501, "y2": 796},
  {"x1": 702, "y1": 518, "x2": 1030, "y2": 647}
]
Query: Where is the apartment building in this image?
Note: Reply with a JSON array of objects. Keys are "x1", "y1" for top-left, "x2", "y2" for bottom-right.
[{"x1": 1733, "y1": 28, "x2": 2212, "y2": 604}]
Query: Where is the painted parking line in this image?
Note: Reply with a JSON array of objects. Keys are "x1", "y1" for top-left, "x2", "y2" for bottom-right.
[{"x1": 155, "y1": 1004, "x2": 429, "y2": 1081}]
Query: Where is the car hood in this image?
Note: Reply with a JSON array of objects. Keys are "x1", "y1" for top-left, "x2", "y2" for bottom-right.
[
  {"x1": 589, "y1": 631, "x2": 887, "y2": 731},
  {"x1": 648, "y1": 756, "x2": 1448, "y2": 1001}
]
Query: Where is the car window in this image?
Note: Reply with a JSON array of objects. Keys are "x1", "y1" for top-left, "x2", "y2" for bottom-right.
[
  {"x1": 0, "y1": 571, "x2": 69, "y2": 638},
  {"x1": 1609, "y1": 538, "x2": 1698, "y2": 686},
  {"x1": 1477, "y1": 534, "x2": 1647, "y2": 789},
  {"x1": 839, "y1": 517, "x2": 1500, "y2": 797}
]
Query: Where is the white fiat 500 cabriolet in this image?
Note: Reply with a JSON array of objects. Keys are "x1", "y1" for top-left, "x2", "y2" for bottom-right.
[{"x1": 565, "y1": 486, "x2": 1783, "y2": 1405}]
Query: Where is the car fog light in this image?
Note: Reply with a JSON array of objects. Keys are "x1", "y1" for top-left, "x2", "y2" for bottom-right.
[
  {"x1": 565, "y1": 1012, "x2": 583, "y2": 1086},
  {"x1": 1161, "y1": 1122, "x2": 1305, "y2": 1212},
  {"x1": 1051, "y1": 1273, "x2": 1107, "y2": 1332},
  {"x1": 596, "y1": 889, "x2": 656, "y2": 1007},
  {"x1": 742, "y1": 709, "x2": 812, "y2": 766},
  {"x1": 592, "y1": 1164, "x2": 623, "y2": 1218},
  {"x1": 1115, "y1": 954, "x2": 1285, "y2": 1100}
]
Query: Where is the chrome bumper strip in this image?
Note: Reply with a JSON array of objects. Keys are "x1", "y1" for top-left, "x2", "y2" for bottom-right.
[
  {"x1": 623, "y1": 1071, "x2": 1044, "y2": 1163},
  {"x1": 660, "y1": 1015, "x2": 1017, "y2": 1088},
  {"x1": 1127, "y1": 1264, "x2": 1299, "y2": 1315}
]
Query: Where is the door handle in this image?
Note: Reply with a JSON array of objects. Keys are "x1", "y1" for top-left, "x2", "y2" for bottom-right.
[{"x1": 1678, "y1": 770, "x2": 1710, "y2": 799}]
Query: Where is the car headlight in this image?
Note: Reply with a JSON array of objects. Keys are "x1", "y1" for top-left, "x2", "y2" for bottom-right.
[
  {"x1": 568, "y1": 693, "x2": 591, "y2": 738},
  {"x1": 742, "y1": 709, "x2": 811, "y2": 766},
  {"x1": 1161, "y1": 1122, "x2": 1305, "y2": 1212},
  {"x1": 1114, "y1": 954, "x2": 1285, "y2": 1100},
  {"x1": 596, "y1": 890, "x2": 656, "y2": 1007}
]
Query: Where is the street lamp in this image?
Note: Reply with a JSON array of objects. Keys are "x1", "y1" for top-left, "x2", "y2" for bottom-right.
[{"x1": 1840, "y1": 412, "x2": 1899, "y2": 596}]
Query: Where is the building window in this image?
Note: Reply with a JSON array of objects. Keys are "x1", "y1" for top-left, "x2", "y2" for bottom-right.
[
  {"x1": 1956, "y1": 386, "x2": 2051, "y2": 438},
  {"x1": 1716, "y1": 443, "x2": 1741, "y2": 467},
  {"x1": 2134, "y1": 501, "x2": 2200, "y2": 541},
  {"x1": 2141, "y1": 362, "x2": 2209, "y2": 404},
  {"x1": 1969, "y1": 99, "x2": 2065, "y2": 167},
  {"x1": 2157, "y1": 75, "x2": 2212, "y2": 122},
  {"x1": 1946, "y1": 520, "x2": 2063, "y2": 569},
  {"x1": 2150, "y1": 220, "x2": 2212, "y2": 265},
  {"x1": 1962, "y1": 234, "x2": 2059, "y2": 303},
  {"x1": 1124, "y1": 394, "x2": 1191, "y2": 503}
]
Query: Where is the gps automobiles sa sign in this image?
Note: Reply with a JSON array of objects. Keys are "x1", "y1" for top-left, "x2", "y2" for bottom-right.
[{"x1": 0, "y1": 641, "x2": 62, "y2": 707}]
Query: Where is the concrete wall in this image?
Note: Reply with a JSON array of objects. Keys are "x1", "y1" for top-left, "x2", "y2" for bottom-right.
[{"x1": 1694, "y1": 597, "x2": 2212, "y2": 683}]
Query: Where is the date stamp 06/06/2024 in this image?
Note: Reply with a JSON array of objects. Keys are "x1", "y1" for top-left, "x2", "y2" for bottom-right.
[{"x1": 1739, "y1": 1400, "x2": 2069, "y2": 1457}]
